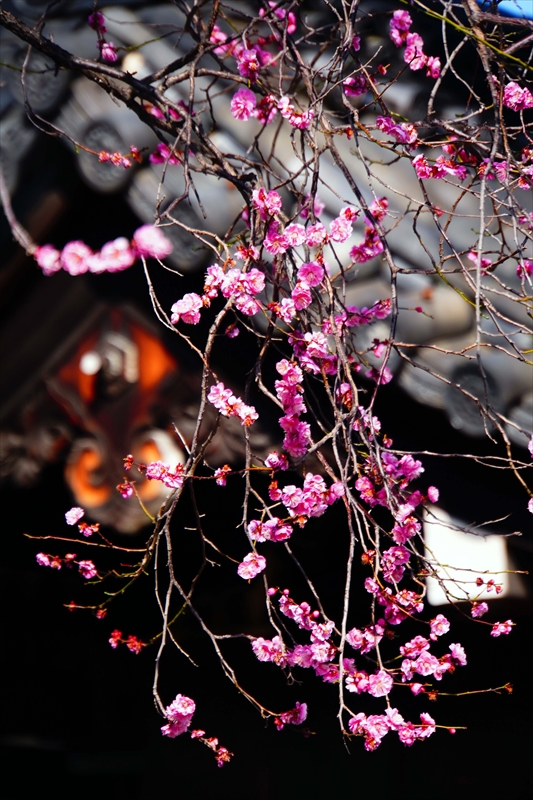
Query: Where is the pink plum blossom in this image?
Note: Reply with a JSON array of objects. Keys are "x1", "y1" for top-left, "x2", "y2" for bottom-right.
[
  {"x1": 344, "y1": 75, "x2": 367, "y2": 97},
  {"x1": 404, "y1": 32, "x2": 427, "y2": 71},
  {"x1": 259, "y1": 2, "x2": 297, "y2": 35},
  {"x1": 264, "y1": 451, "x2": 289, "y2": 471},
  {"x1": 171, "y1": 293, "x2": 203, "y2": 325},
  {"x1": 237, "y1": 552, "x2": 267, "y2": 579},
  {"x1": 516, "y1": 260, "x2": 533, "y2": 279},
  {"x1": 305, "y1": 222, "x2": 327, "y2": 247},
  {"x1": 35, "y1": 245, "x2": 62, "y2": 276},
  {"x1": 430, "y1": 614, "x2": 450, "y2": 640},
  {"x1": 61, "y1": 241, "x2": 92, "y2": 275},
  {"x1": 427, "y1": 485, "x2": 439, "y2": 502},
  {"x1": 376, "y1": 116, "x2": 418, "y2": 146},
  {"x1": 413, "y1": 154, "x2": 434, "y2": 179},
  {"x1": 145, "y1": 461, "x2": 184, "y2": 489},
  {"x1": 88, "y1": 11, "x2": 106, "y2": 33},
  {"x1": 490, "y1": 620, "x2": 514, "y2": 637},
  {"x1": 264, "y1": 222, "x2": 289, "y2": 254},
  {"x1": 214, "y1": 465, "x2": 231, "y2": 486},
  {"x1": 278, "y1": 96, "x2": 314, "y2": 129},
  {"x1": 133, "y1": 225, "x2": 173, "y2": 259},
  {"x1": 231, "y1": 88, "x2": 257, "y2": 120},
  {"x1": 254, "y1": 94, "x2": 278, "y2": 124},
  {"x1": 78, "y1": 560, "x2": 97, "y2": 579},
  {"x1": 284, "y1": 223, "x2": 306, "y2": 246},
  {"x1": 149, "y1": 143, "x2": 182, "y2": 165},
  {"x1": 161, "y1": 693, "x2": 195, "y2": 738},
  {"x1": 66, "y1": 507, "x2": 85, "y2": 525},
  {"x1": 291, "y1": 283, "x2": 312, "y2": 310},
  {"x1": 298, "y1": 261, "x2": 324, "y2": 287},
  {"x1": 276, "y1": 298, "x2": 295, "y2": 324},
  {"x1": 99, "y1": 238, "x2": 136, "y2": 272},
  {"x1": 401, "y1": 635, "x2": 430, "y2": 659},
  {"x1": 236, "y1": 48, "x2": 262, "y2": 82},
  {"x1": 275, "y1": 702, "x2": 307, "y2": 730},
  {"x1": 252, "y1": 188, "x2": 282, "y2": 218},
  {"x1": 425, "y1": 56, "x2": 441, "y2": 79},
  {"x1": 449, "y1": 643, "x2": 467, "y2": 665},
  {"x1": 329, "y1": 215, "x2": 354, "y2": 242},
  {"x1": 418, "y1": 712, "x2": 436, "y2": 739},
  {"x1": 471, "y1": 602, "x2": 489, "y2": 618},
  {"x1": 209, "y1": 24, "x2": 231, "y2": 56},
  {"x1": 382, "y1": 545, "x2": 410, "y2": 583},
  {"x1": 100, "y1": 41, "x2": 118, "y2": 63},
  {"x1": 251, "y1": 635, "x2": 286, "y2": 665},
  {"x1": 390, "y1": 10, "x2": 412, "y2": 47},
  {"x1": 368, "y1": 670, "x2": 393, "y2": 697},
  {"x1": 467, "y1": 250, "x2": 492, "y2": 272},
  {"x1": 503, "y1": 82, "x2": 533, "y2": 112}
]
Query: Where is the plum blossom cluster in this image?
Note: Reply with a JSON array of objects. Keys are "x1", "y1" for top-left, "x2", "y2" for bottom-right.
[
  {"x1": 250, "y1": 584, "x2": 465, "y2": 751},
  {"x1": 248, "y1": 472, "x2": 344, "y2": 545},
  {"x1": 161, "y1": 693, "x2": 196, "y2": 737},
  {"x1": 349, "y1": 197, "x2": 388, "y2": 264},
  {"x1": 355, "y1": 444, "x2": 440, "y2": 550},
  {"x1": 230, "y1": 87, "x2": 278, "y2": 124},
  {"x1": 240, "y1": 473, "x2": 344, "y2": 579},
  {"x1": 348, "y1": 709, "x2": 436, "y2": 751},
  {"x1": 170, "y1": 258, "x2": 266, "y2": 324},
  {"x1": 323, "y1": 297, "x2": 392, "y2": 337},
  {"x1": 273, "y1": 702, "x2": 308, "y2": 731},
  {"x1": 502, "y1": 81, "x2": 533, "y2": 112},
  {"x1": 251, "y1": 590, "x2": 337, "y2": 678},
  {"x1": 88, "y1": 11, "x2": 118, "y2": 63},
  {"x1": 208, "y1": 382, "x2": 259, "y2": 427},
  {"x1": 214, "y1": 259, "x2": 263, "y2": 309},
  {"x1": 160, "y1": 691, "x2": 232, "y2": 766},
  {"x1": 491, "y1": 620, "x2": 514, "y2": 637},
  {"x1": 471, "y1": 602, "x2": 489, "y2": 619},
  {"x1": 144, "y1": 460, "x2": 185, "y2": 490},
  {"x1": 64, "y1": 506, "x2": 100, "y2": 538},
  {"x1": 109, "y1": 629, "x2": 145, "y2": 654},
  {"x1": 413, "y1": 152, "x2": 469, "y2": 182},
  {"x1": 277, "y1": 472, "x2": 345, "y2": 522},
  {"x1": 97, "y1": 145, "x2": 142, "y2": 169},
  {"x1": 253, "y1": 192, "x2": 361, "y2": 272},
  {"x1": 475, "y1": 576, "x2": 504, "y2": 596},
  {"x1": 399, "y1": 635, "x2": 467, "y2": 683},
  {"x1": 277, "y1": 96, "x2": 314, "y2": 130},
  {"x1": 274, "y1": 358, "x2": 310, "y2": 458},
  {"x1": 34, "y1": 225, "x2": 173, "y2": 276},
  {"x1": 36, "y1": 552, "x2": 97, "y2": 580},
  {"x1": 389, "y1": 10, "x2": 441, "y2": 78},
  {"x1": 409, "y1": 132, "x2": 533, "y2": 190},
  {"x1": 213, "y1": 13, "x2": 318, "y2": 131},
  {"x1": 376, "y1": 116, "x2": 418, "y2": 148}
]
